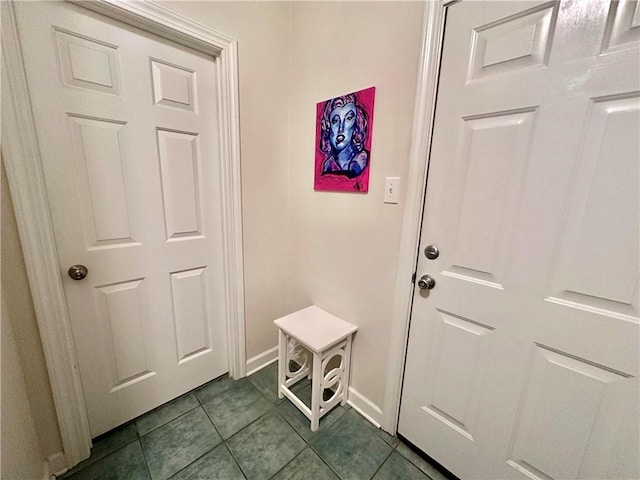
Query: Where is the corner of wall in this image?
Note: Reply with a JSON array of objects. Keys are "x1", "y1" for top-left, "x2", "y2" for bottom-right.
[
  {"x1": 347, "y1": 387, "x2": 384, "y2": 428},
  {"x1": 1, "y1": 294, "x2": 47, "y2": 479},
  {"x1": 46, "y1": 452, "x2": 68, "y2": 478},
  {"x1": 1, "y1": 162, "x2": 64, "y2": 456},
  {"x1": 285, "y1": 1, "x2": 295, "y2": 315}
]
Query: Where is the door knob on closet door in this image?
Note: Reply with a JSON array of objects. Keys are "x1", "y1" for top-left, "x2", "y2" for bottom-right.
[
  {"x1": 68, "y1": 264, "x2": 88, "y2": 280},
  {"x1": 417, "y1": 274, "x2": 436, "y2": 290}
]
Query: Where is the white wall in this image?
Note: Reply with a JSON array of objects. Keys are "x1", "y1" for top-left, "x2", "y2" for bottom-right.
[
  {"x1": 1, "y1": 295, "x2": 46, "y2": 479},
  {"x1": 1, "y1": 163, "x2": 63, "y2": 458},
  {"x1": 287, "y1": 2, "x2": 424, "y2": 412},
  {"x1": 158, "y1": 1, "x2": 293, "y2": 359}
]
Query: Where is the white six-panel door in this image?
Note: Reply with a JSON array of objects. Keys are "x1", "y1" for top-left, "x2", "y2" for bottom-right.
[
  {"x1": 14, "y1": 1, "x2": 228, "y2": 436},
  {"x1": 399, "y1": 1, "x2": 639, "y2": 478}
]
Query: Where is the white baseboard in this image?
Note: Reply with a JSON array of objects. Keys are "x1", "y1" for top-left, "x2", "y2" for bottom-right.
[
  {"x1": 347, "y1": 386, "x2": 384, "y2": 428},
  {"x1": 245, "y1": 346, "x2": 278, "y2": 376},
  {"x1": 46, "y1": 452, "x2": 67, "y2": 478},
  {"x1": 245, "y1": 349, "x2": 384, "y2": 432}
]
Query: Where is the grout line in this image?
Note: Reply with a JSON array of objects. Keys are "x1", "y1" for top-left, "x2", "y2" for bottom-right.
[
  {"x1": 132, "y1": 420, "x2": 154, "y2": 480},
  {"x1": 224, "y1": 406, "x2": 307, "y2": 479},
  {"x1": 165, "y1": 444, "x2": 224, "y2": 480},
  {"x1": 194, "y1": 378, "x2": 239, "y2": 406},
  {"x1": 304, "y1": 431, "x2": 344, "y2": 480},
  {"x1": 302, "y1": 412, "x2": 344, "y2": 478},
  {"x1": 200, "y1": 402, "x2": 224, "y2": 443},
  {"x1": 369, "y1": 447, "x2": 396, "y2": 480},
  {"x1": 306, "y1": 439, "x2": 343, "y2": 479},
  {"x1": 222, "y1": 402, "x2": 279, "y2": 444},
  {"x1": 191, "y1": 372, "x2": 235, "y2": 404},
  {"x1": 138, "y1": 439, "x2": 154, "y2": 480},
  {"x1": 266, "y1": 446, "x2": 308, "y2": 479},
  {"x1": 223, "y1": 440, "x2": 250, "y2": 479},
  {"x1": 137, "y1": 403, "x2": 201, "y2": 438},
  {"x1": 142, "y1": 407, "x2": 217, "y2": 479},
  {"x1": 139, "y1": 404, "x2": 205, "y2": 440},
  {"x1": 59, "y1": 430, "x2": 139, "y2": 478},
  {"x1": 151, "y1": 402, "x2": 231, "y2": 479},
  {"x1": 315, "y1": 452, "x2": 343, "y2": 480}
]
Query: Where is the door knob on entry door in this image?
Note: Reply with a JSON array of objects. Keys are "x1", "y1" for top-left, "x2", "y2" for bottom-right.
[
  {"x1": 68, "y1": 264, "x2": 88, "y2": 280},
  {"x1": 417, "y1": 274, "x2": 436, "y2": 290}
]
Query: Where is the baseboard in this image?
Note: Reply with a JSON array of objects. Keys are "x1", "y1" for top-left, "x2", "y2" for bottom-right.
[
  {"x1": 245, "y1": 349, "x2": 384, "y2": 431},
  {"x1": 46, "y1": 452, "x2": 67, "y2": 479},
  {"x1": 347, "y1": 386, "x2": 384, "y2": 428},
  {"x1": 245, "y1": 346, "x2": 278, "y2": 376}
]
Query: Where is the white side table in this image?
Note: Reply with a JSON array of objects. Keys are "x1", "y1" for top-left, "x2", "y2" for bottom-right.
[{"x1": 274, "y1": 306, "x2": 357, "y2": 431}]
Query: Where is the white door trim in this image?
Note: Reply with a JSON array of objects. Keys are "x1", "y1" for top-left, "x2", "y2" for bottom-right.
[
  {"x1": 382, "y1": 0, "x2": 454, "y2": 434},
  {"x1": 1, "y1": 0, "x2": 245, "y2": 467}
]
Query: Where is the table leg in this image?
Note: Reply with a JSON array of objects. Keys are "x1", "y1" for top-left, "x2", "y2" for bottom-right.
[
  {"x1": 311, "y1": 351, "x2": 322, "y2": 431},
  {"x1": 278, "y1": 329, "x2": 286, "y2": 399},
  {"x1": 341, "y1": 335, "x2": 352, "y2": 406}
]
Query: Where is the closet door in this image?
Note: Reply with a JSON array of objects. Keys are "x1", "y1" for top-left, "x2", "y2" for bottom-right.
[{"x1": 15, "y1": 0, "x2": 228, "y2": 436}]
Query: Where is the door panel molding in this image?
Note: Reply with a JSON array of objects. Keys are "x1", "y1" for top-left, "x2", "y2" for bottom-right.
[
  {"x1": 382, "y1": 0, "x2": 453, "y2": 434},
  {"x1": 1, "y1": 0, "x2": 245, "y2": 468}
]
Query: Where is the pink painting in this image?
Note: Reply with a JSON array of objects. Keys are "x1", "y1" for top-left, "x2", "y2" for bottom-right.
[{"x1": 314, "y1": 86, "x2": 375, "y2": 193}]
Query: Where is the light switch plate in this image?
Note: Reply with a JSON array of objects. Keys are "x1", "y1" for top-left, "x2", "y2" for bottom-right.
[{"x1": 384, "y1": 177, "x2": 400, "y2": 204}]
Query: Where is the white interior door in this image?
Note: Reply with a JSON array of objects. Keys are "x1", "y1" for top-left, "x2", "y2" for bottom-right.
[
  {"x1": 14, "y1": 1, "x2": 228, "y2": 437},
  {"x1": 399, "y1": 1, "x2": 639, "y2": 479}
]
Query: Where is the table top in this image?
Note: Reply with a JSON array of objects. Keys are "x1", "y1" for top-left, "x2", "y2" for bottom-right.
[{"x1": 273, "y1": 306, "x2": 357, "y2": 353}]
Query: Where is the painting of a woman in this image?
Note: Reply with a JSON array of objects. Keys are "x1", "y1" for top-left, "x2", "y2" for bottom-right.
[{"x1": 314, "y1": 86, "x2": 375, "y2": 192}]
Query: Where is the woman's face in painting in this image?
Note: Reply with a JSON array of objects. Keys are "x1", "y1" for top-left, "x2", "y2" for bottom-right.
[{"x1": 329, "y1": 103, "x2": 357, "y2": 152}]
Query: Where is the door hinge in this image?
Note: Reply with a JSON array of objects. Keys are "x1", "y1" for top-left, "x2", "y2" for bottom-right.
[{"x1": 411, "y1": 272, "x2": 416, "y2": 284}]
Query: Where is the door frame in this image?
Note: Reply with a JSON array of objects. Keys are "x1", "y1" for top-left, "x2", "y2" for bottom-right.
[
  {"x1": 382, "y1": 0, "x2": 458, "y2": 434},
  {"x1": 1, "y1": 0, "x2": 246, "y2": 467}
]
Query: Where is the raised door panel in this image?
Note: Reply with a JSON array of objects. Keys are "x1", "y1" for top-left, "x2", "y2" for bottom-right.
[
  {"x1": 506, "y1": 345, "x2": 633, "y2": 480},
  {"x1": 151, "y1": 58, "x2": 197, "y2": 111},
  {"x1": 170, "y1": 268, "x2": 211, "y2": 363},
  {"x1": 422, "y1": 311, "x2": 495, "y2": 442},
  {"x1": 94, "y1": 279, "x2": 155, "y2": 391},
  {"x1": 468, "y1": 2, "x2": 558, "y2": 82},
  {"x1": 68, "y1": 115, "x2": 139, "y2": 249},
  {"x1": 55, "y1": 29, "x2": 121, "y2": 95},
  {"x1": 602, "y1": 0, "x2": 640, "y2": 52},
  {"x1": 548, "y1": 94, "x2": 639, "y2": 320},
  {"x1": 444, "y1": 109, "x2": 536, "y2": 289},
  {"x1": 157, "y1": 129, "x2": 203, "y2": 241}
]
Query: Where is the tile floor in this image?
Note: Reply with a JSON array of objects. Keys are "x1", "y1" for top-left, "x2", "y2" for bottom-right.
[{"x1": 59, "y1": 363, "x2": 456, "y2": 480}]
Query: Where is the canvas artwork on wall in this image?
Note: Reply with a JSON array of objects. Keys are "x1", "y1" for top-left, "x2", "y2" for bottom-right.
[{"x1": 314, "y1": 86, "x2": 375, "y2": 193}]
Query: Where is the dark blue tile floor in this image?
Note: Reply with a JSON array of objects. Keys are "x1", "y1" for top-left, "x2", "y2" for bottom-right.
[{"x1": 59, "y1": 364, "x2": 455, "y2": 480}]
